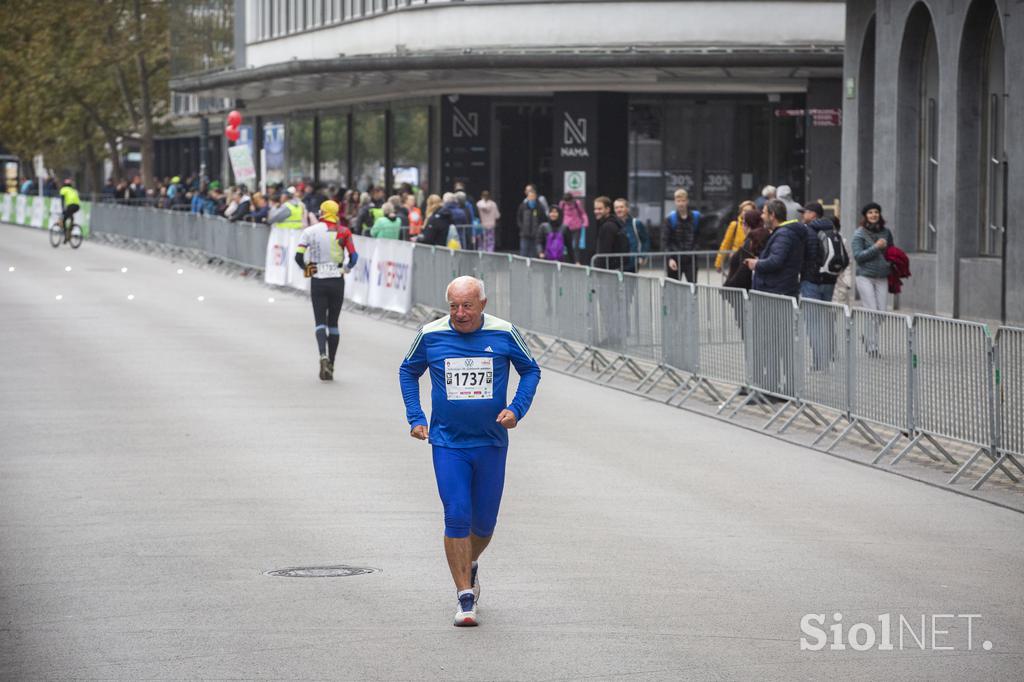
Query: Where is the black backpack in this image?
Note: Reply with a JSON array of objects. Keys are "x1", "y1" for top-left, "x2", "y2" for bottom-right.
[{"x1": 817, "y1": 228, "x2": 849, "y2": 275}]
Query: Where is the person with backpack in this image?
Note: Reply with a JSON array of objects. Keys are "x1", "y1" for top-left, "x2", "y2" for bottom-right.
[
  {"x1": 559, "y1": 192, "x2": 590, "y2": 264},
  {"x1": 799, "y1": 202, "x2": 848, "y2": 302},
  {"x1": 614, "y1": 198, "x2": 650, "y2": 274},
  {"x1": 662, "y1": 188, "x2": 702, "y2": 282},
  {"x1": 516, "y1": 188, "x2": 545, "y2": 257},
  {"x1": 594, "y1": 196, "x2": 628, "y2": 271},
  {"x1": 799, "y1": 203, "x2": 849, "y2": 370},
  {"x1": 538, "y1": 206, "x2": 573, "y2": 262}
]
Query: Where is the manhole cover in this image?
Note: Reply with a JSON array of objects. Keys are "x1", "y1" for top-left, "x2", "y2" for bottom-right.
[{"x1": 264, "y1": 565, "x2": 379, "y2": 578}]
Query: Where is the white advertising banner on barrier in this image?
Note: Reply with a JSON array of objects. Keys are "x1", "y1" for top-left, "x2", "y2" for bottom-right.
[
  {"x1": 264, "y1": 227, "x2": 310, "y2": 292},
  {"x1": 264, "y1": 231, "x2": 412, "y2": 310},
  {"x1": 345, "y1": 235, "x2": 414, "y2": 314},
  {"x1": 30, "y1": 197, "x2": 47, "y2": 227},
  {"x1": 0, "y1": 193, "x2": 12, "y2": 222},
  {"x1": 345, "y1": 235, "x2": 372, "y2": 307},
  {"x1": 286, "y1": 229, "x2": 310, "y2": 293},
  {"x1": 264, "y1": 227, "x2": 291, "y2": 286},
  {"x1": 15, "y1": 195, "x2": 27, "y2": 224}
]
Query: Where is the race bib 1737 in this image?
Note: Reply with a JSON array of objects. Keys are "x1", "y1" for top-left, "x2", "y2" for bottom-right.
[{"x1": 444, "y1": 357, "x2": 493, "y2": 400}]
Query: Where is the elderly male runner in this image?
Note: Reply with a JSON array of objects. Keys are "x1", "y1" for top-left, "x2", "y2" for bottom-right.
[{"x1": 399, "y1": 276, "x2": 541, "y2": 626}]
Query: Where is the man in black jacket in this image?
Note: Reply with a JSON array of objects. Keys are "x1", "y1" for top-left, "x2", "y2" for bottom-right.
[
  {"x1": 421, "y1": 204, "x2": 453, "y2": 246},
  {"x1": 661, "y1": 189, "x2": 701, "y2": 283},
  {"x1": 593, "y1": 196, "x2": 625, "y2": 271},
  {"x1": 745, "y1": 199, "x2": 805, "y2": 397},
  {"x1": 745, "y1": 199, "x2": 805, "y2": 297}
]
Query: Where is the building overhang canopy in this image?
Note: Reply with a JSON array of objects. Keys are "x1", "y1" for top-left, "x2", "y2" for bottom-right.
[{"x1": 170, "y1": 46, "x2": 843, "y2": 113}]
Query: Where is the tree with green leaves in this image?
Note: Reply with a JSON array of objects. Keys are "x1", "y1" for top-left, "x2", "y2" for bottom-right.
[{"x1": 0, "y1": 0, "x2": 169, "y2": 192}]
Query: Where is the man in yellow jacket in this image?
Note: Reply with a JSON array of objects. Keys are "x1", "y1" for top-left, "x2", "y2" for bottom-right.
[{"x1": 59, "y1": 179, "x2": 81, "y2": 242}]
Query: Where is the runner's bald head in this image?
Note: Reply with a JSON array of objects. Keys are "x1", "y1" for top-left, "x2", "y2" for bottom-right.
[{"x1": 446, "y1": 276, "x2": 487, "y2": 303}]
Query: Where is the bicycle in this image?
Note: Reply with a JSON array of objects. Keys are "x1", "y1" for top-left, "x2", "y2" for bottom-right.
[{"x1": 49, "y1": 217, "x2": 83, "y2": 249}]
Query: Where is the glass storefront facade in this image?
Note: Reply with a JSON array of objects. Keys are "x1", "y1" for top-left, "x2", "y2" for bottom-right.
[
  {"x1": 318, "y1": 113, "x2": 348, "y2": 188},
  {"x1": 352, "y1": 110, "x2": 386, "y2": 192},
  {"x1": 628, "y1": 94, "x2": 807, "y2": 228},
  {"x1": 250, "y1": 93, "x2": 812, "y2": 232},
  {"x1": 254, "y1": 101, "x2": 431, "y2": 193},
  {"x1": 287, "y1": 117, "x2": 315, "y2": 182},
  {"x1": 392, "y1": 106, "x2": 430, "y2": 193}
]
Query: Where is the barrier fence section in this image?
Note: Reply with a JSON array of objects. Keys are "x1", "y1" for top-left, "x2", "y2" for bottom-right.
[
  {"x1": 747, "y1": 291, "x2": 802, "y2": 407},
  {"x1": 660, "y1": 281, "x2": 698, "y2": 380},
  {"x1": 898, "y1": 316, "x2": 1004, "y2": 484},
  {"x1": 476, "y1": 252, "x2": 514, "y2": 323},
  {"x1": 554, "y1": 263, "x2": 592, "y2": 360},
  {"x1": 91, "y1": 203, "x2": 268, "y2": 269},
  {"x1": 834, "y1": 309, "x2": 915, "y2": 460},
  {"x1": 981, "y1": 327, "x2": 1024, "y2": 488}
]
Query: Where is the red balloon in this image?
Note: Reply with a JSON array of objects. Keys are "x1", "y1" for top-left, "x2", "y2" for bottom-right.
[
  {"x1": 227, "y1": 110, "x2": 242, "y2": 127},
  {"x1": 224, "y1": 125, "x2": 240, "y2": 142}
]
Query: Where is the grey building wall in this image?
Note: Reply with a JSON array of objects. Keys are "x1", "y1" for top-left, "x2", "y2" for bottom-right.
[{"x1": 841, "y1": 0, "x2": 1021, "y2": 324}]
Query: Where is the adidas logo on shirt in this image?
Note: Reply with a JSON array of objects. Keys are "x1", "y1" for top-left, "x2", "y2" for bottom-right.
[{"x1": 484, "y1": 346, "x2": 494, "y2": 353}]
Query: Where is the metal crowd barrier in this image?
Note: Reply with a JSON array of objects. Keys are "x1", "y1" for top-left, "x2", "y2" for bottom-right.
[
  {"x1": 590, "y1": 249, "x2": 726, "y2": 275},
  {"x1": 981, "y1": 327, "x2": 1024, "y2": 488},
  {"x1": 839, "y1": 309, "x2": 914, "y2": 459},
  {"x1": 477, "y1": 252, "x2": 514, "y2": 323},
  {"x1": 747, "y1": 291, "x2": 802, "y2": 403},
  {"x1": 91, "y1": 203, "x2": 269, "y2": 269},
  {"x1": 672, "y1": 284, "x2": 747, "y2": 406},
  {"x1": 553, "y1": 263, "x2": 592, "y2": 364}
]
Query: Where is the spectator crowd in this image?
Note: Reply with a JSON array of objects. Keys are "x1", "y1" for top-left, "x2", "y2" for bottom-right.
[{"x1": 27, "y1": 170, "x2": 907, "y2": 315}]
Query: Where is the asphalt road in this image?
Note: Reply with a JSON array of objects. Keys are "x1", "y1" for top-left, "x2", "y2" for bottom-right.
[{"x1": 1, "y1": 223, "x2": 1022, "y2": 681}]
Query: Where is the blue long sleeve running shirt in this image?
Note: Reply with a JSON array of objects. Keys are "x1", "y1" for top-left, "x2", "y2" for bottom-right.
[{"x1": 399, "y1": 314, "x2": 541, "y2": 447}]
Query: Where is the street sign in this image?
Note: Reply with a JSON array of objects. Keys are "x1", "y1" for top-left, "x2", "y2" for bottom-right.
[
  {"x1": 563, "y1": 170, "x2": 586, "y2": 197},
  {"x1": 773, "y1": 108, "x2": 843, "y2": 126},
  {"x1": 33, "y1": 154, "x2": 47, "y2": 179}
]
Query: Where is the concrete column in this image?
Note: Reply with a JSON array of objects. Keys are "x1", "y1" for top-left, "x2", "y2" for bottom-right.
[
  {"x1": 840, "y1": 1, "x2": 877, "y2": 237},
  {"x1": 1001, "y1": 0, "x2": 1024, "y2": 324},
  {"x1": 934, "y1": 0, "x2": 961, "y2": 318},
  {"x1": 871, "y1": 0, "x2": 900, "y2": 221}
]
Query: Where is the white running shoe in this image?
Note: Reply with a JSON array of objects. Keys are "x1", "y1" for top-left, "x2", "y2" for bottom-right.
[{"x1": 453, "y1": 593, "x2": 478, "y2": 627}]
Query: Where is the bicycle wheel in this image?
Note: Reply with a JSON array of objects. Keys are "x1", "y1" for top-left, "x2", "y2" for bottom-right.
[
  {"x1": 48, "y1": 222, "x2": 63, "y2": 248},
  {"x1": 69, "y1": 224, "x2": 83, "y2": 249}
]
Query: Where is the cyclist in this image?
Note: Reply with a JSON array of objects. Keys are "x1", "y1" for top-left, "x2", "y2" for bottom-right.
[
  {"x1": 58, "y1": 179, "x2": 80, "y2": 243},
  {"x1": 295, "y1": 200, "x2": 358, "y2": 381}
]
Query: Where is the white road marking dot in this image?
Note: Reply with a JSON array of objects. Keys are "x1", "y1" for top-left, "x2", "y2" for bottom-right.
[
  {"x1": 267, "y1": 297, "x2": 275, "y2": 303},
  {"x1": 65, "y1": 266, "x2": 72, "y2": 272},
  {"x1": 121, "y1": 267, "x2": 128, "y2": 273},
  {"x1": 176, "y1": 268, "x2": 184, "y2": 275},
  {"x1": 7, "y1": 266, "x2": 14, "y2": 272},
  {"x1": 127, "y1": 294, "x2": 135, "y2": 301},
  {"x1": 983, "y1": 640, "x2": 993, "y2": 651},
  {"x1": 55, "y1": 294, "x2": 63, "y2": 301},
  {"x1": 197, "y1": 295, "x2": 205, "y2": 302}
]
